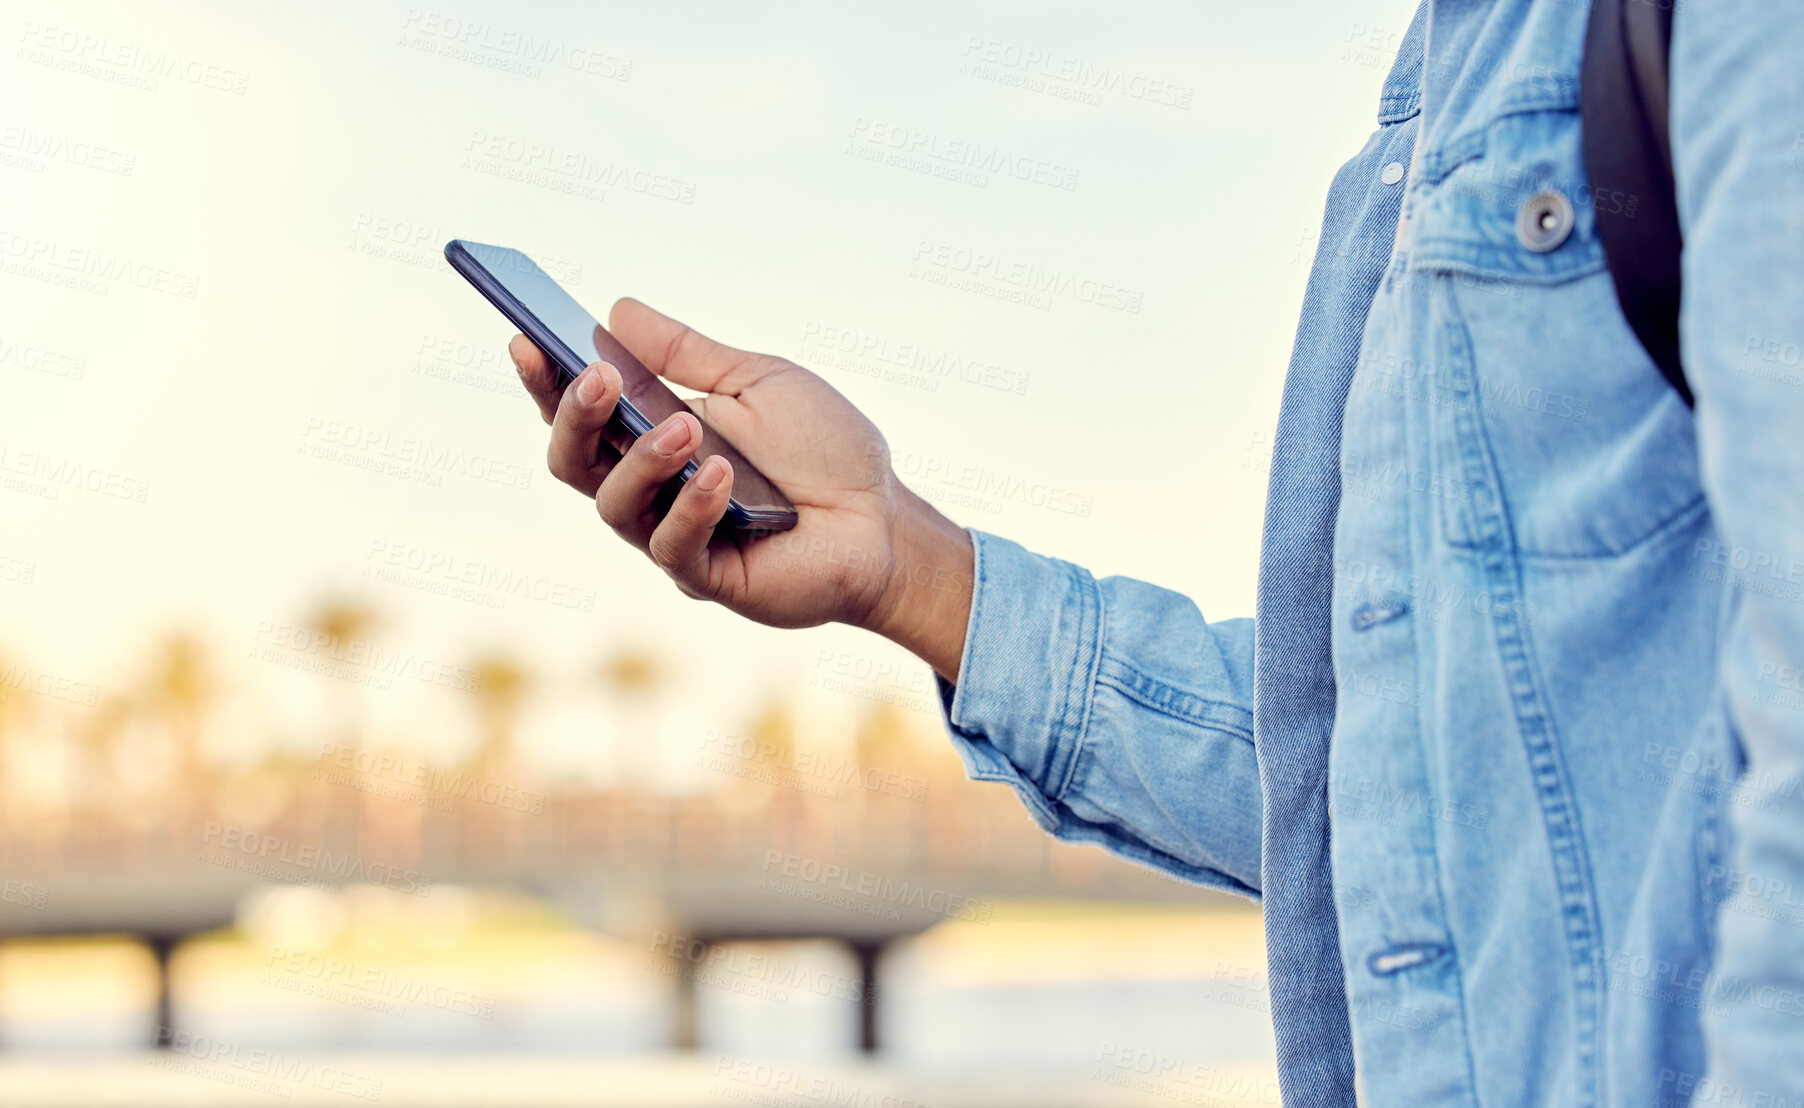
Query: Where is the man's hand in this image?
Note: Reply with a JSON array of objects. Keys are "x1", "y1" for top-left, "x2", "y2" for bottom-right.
[{"x1": 510, "y1": 297, "x2": 973, "y2": 680}]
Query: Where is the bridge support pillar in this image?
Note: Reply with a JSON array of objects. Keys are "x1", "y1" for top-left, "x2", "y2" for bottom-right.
[
  {"x1": 146, "y1": 935, "x2": 177, "y2": 1048},
  {"x1": 850, "y1": 940, "x2": 883, "y2": 1054},
  {"x1": 673, "y1": 940, "x2": 702, "y2": 1051}
]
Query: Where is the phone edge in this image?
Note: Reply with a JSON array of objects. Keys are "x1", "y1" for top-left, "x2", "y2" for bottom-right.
[{"x1": 444, "y1": 240, "x2": 798, "y2": 534}]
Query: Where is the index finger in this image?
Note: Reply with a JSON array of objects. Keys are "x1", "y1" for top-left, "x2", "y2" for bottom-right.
[{"x1": 509, "y1": 334, "x2": 565, "y2": 425}]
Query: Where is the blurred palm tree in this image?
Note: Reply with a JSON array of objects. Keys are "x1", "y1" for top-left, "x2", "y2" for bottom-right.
[
  {"x1": 308, "y1": 601, "x2": 378, "y2": 646},
  {"x1": 853, "y1": 701, "x2": 914, "y2": 775},
  {"x1": 0, "y1": 648, "x2": 36, "y2": 735},
  {"x1": 469, "y1": 653, "x2": 528, "y2": 773},
  {"x1": 738, "y1": 699, "x2": 823, "y2": 852},
  {"x1": 747, "y1": 702, "x2": 799, "y2": 778},
  {"x1": 0, "y1": 647, "x2": 39, "y2": 840},
  {"x1": 145, "y1": 633, "x2": 216, "y2": 833},
  {"x1": 599, "y1": 650, "x2": 661, "y2": 696},
  {"x1": 306, "y1": 598, "x2": 377, "y2": 743},
  {"x1": 463, "y1": 653, "x2": 530, "y2": 867},
  {"x1": 69, "y1": 694, "x2": 130, "y2": 825},
  {"x1": 598, "y1": 647, "x2": 663, "y2": 792},
  {"x1": 304, "y1": 599, "x2": 378, "y2": 848}
]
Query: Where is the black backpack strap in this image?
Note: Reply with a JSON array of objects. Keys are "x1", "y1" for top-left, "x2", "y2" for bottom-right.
[{"x1": 1581, "y1": 0, "x2": 1692, "y2": 406}]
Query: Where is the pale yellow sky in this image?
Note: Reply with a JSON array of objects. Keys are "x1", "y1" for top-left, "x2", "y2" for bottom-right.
[{"x1": 2, "y1": 0, "x2": 1418, "y2": 786}]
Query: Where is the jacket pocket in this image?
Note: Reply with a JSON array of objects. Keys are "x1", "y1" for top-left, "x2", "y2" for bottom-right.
[
  {"x1": 1409, "y1": 104, "x2": 1612, "y2": 287},
  {"x1": 1412, "y1": 105, "x2": 1704, "y2": 559}
]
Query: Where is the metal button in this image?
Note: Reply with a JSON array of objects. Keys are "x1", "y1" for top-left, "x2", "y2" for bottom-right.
[
  {"x1": 1516, "y1": 189, "x2": 1574, "y2": 253},
  {"x1": 1380, "y1": 161, "x2": 1405, "y2": 186}
]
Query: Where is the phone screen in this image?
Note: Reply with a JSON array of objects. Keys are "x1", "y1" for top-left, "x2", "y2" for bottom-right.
[{"x1": 447, "y1": 239, "x2": 796, "y2": 530}]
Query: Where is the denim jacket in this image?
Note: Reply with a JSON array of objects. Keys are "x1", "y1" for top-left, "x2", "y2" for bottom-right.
[{"x1": 936, "y1": 2, "x2": 1804, "y2": 1103}]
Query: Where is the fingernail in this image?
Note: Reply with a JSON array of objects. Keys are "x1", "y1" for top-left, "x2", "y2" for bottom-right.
[
  {"x1": 576, "y1": 364, "x2": 608, "y2": 404},
  {"x1": 651, "y1": 415, "x2": 692, "y2": 456},
  {"x1": 694, "y1": 455, "x2": 727, "y2": 492}
]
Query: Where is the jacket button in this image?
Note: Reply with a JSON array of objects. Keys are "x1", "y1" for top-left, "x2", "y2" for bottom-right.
[
  {"x1": 1381, "y1": 161, "x2": 1405, "y2": 186},
  {"x1": 1516, "y1": 190, "x2": 1574, "y2": 253}
]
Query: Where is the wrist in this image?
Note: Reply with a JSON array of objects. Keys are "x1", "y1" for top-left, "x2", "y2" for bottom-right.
[{"x1": 862, "y1": 490, "x2": 974, "y2": 682}]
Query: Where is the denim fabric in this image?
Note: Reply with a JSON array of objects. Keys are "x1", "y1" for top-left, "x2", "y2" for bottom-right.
[{"x1": 936, "y1": 2, "x2": 1804, "y2": 1104}]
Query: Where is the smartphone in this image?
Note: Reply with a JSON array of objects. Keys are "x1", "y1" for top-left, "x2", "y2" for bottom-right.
[{"x1": 445, "y1": 239, "x2": 798, "y2": 533}]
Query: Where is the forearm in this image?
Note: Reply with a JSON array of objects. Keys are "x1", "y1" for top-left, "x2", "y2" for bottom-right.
[{"x1": 862, "y1": 489, "x2": 974, "y2": 682}]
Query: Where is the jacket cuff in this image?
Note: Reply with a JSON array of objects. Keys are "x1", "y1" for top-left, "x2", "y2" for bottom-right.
[{"x1": 936, "y1": 529, "x2": 1103, "y2": 828}]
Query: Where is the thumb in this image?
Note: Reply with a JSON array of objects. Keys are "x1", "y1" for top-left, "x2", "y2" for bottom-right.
[{"x1": 607, "y1": 298, "x2": 773, "y2": 395}]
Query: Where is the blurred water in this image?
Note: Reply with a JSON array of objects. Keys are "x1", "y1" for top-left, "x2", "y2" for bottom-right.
[
  {"x1": 888, "y1": 978, "x2": 1275, "y2": 1075},
  {"x1": 692, "y1": 940, "x2": 863, "y2": 1060},
  {"x1": 0, "y1": 905, "x2": 1281, "y2": 1104}
]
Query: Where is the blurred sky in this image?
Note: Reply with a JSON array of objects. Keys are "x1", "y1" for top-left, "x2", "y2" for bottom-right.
[{"x1": 1, "y1": 0, "x2": 1418, "y2": 784}]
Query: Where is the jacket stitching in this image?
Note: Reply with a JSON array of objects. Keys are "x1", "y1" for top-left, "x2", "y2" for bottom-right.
[
  {"x1": 1051, "y1": 561, "x2": 1105, "y2": 804},
  {"x1": 1442, "y1": 285, "x2": 1606, "y2": 1107},
  {"x1": 1096, "y1": 657, "x2": 1255, "y2": 742}
]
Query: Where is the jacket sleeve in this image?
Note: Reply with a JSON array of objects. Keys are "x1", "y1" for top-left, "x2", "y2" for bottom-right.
[
  {"x1": 937, "y1": 530, "x2": 1262, "y2": 897},
  {"x1": 1672, "y1": 5, "x2": 1804, "y2": 1094}
]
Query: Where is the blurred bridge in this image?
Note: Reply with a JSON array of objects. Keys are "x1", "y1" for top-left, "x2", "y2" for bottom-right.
[{"x1": 0, "y1": 758, "x2": 1230, "y2": 1051}]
